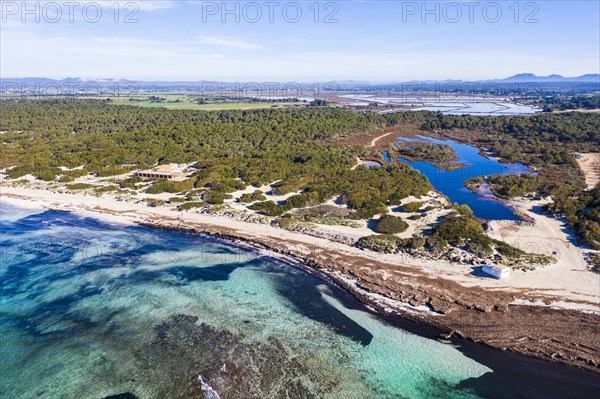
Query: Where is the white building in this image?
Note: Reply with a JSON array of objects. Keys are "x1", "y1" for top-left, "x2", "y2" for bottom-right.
[
  {"x1": 482, "y1": 265, "x2": 511, "y2": 279},
  {"x1": 136, "y1": 164, "x2": 189, "y2": 180}
]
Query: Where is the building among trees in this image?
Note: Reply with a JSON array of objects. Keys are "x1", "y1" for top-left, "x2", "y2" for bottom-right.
[{"x1": 136, "y1": 164, "x2": 189, "y2": 180}]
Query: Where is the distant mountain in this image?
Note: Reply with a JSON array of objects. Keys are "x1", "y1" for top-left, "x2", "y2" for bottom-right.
[
  {"x1": 498, "y1": 73, "x2": 600, "y2": 83},
  {"x1": 1, "y1": 74, "x2": 598, "y2": 92},
  {"x1": 0, "y1": 77, "x2": 244, "y2": 89},
  {"x1": 392, "y1": 74, "x2": 600, "y2": 84},
  {"x1": 0, "y1": 77, "x2": 337, "y2": 91},
  {"x1": 574, "y1": 74, "x2": 600, "y2": 82},
  {"x1": 1, "y1": 77, "x2": 58, "y2": 85},
  {"x1": 0, "y1": 77, "x2": 138, "y2": 87}
]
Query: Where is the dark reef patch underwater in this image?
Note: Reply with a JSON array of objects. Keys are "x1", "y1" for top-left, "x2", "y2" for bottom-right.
[{"x1": 1, "y1": 203, "x2": 598, "y2": 399}]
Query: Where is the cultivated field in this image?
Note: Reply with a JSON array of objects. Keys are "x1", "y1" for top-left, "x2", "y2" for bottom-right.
[{"x1": 111, "y1": 95, "x2": 305, "y2": 110}]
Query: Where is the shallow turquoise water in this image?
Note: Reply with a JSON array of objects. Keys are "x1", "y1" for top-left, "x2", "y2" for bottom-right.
[{"x1": 1, "y1": 203, "x2": 598, "y2": 398}]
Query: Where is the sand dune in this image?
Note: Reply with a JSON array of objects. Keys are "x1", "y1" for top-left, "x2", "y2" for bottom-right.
[{"x1": 575, "y1": 152, "x2": 600, "y2": 189}]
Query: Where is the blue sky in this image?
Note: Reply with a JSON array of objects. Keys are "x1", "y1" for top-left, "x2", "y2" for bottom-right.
[{"x1": 1, "y1": 1, "x2": 598, "y2": 81}]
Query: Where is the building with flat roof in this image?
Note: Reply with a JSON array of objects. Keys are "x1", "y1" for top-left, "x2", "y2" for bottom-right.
[
  {"x1": 136, "y1": 164, "x2": 189, "y2": 180},
  {"x1": 482, "y1": 264, "x2": 511, "y2": 279}
]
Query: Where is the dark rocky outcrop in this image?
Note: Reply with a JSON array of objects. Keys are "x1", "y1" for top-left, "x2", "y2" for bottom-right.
[{"x1": 139, "y1": 219, "x2": 600, "y2": 373}]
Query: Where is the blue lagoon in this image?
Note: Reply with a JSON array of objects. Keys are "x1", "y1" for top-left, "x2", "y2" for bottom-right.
[{"x1": 392, "y1": 136, "x2": 531, "y2": 220}]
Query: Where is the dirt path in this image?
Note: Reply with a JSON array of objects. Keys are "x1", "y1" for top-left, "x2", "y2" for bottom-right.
[
  {"x1": 351, "y1": 156, "x2": 367, "y2": 170},
  {"x1": 368, "y1": 132, "x2": 395, "y2": 148},
  {"x1": 486, "y1": 199, "x2": 596, "y2": 303},
  {"x1": 350, "y1": 132, "x2": 397, "y2": 169}
]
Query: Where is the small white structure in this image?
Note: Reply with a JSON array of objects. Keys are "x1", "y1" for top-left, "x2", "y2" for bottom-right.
[{"x1": 482, "y1": 264, "x2": 511, "y2": 279}]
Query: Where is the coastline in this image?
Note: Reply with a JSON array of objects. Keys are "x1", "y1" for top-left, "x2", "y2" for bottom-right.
[{"x1": 1, "y1": 187, "x2": 599, "y2": 373}]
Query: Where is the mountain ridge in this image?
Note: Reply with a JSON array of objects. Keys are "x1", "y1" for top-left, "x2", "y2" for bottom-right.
[{"x1": 1, "y1": 74, "x2": 598, "y2": 86}]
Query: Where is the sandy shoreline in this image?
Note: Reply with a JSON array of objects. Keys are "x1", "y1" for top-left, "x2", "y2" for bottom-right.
[
  {"x1": 1, "y1": 186, "x2": 600, "y2": 371},
  {"x1": 2, "y1": 185, "x2": 597, "y2": 309}
]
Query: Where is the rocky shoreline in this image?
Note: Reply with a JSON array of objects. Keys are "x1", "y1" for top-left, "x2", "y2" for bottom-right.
[
  {"x1": 138, "y1": 218, "x2": 600, "y2": 374},
  {"x1": 2, "y1": 189, "x2": 598, "y2": 374}
]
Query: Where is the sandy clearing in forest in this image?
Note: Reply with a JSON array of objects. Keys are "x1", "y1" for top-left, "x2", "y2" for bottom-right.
[
  {"x1": 553, "y1": 109, "x2": 600, "y2": 113},
  {"x1": 575, "y1": 152, "x2": 600, "y2": 189}
]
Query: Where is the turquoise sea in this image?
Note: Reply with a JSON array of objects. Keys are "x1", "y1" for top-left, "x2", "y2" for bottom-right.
[{"x1": 1, "y1": 203, "x2": 598, "y2": 398}]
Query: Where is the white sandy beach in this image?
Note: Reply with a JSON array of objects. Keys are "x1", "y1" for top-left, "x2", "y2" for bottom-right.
[{"x1": 2, "y1": 183, "x2": 598, "y2": 313}]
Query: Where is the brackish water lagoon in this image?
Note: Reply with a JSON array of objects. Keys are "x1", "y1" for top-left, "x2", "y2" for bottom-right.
[
  {"x1": 340, "y1": 95, "x2": 543, "y2": 116},
  {"x1": 1, "y1": 203, "x2": 598, "y2": 398},
  {"x1": 392, "y1": 136, "x2": 531, "y2": 221}
]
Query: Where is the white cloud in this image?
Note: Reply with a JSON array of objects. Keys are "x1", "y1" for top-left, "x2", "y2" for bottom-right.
[
  {"x1": 195, "y1": 36, "x2": 262, "y2": 50},
  {"x1": 2, "y1": 25, "x2": 598, "y2": 81},
  {"x1": 0, "y1": 29, "x2": 227, "y2": 79}
]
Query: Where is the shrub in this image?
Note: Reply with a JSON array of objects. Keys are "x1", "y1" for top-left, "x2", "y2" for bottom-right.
[
  {"x1": 239, "y1": 193, "x2": 254, "y2": 203},
  {"x1": 37, "y1": 169, "x2": 59, "y2": 181},
  {"x1": 146, "y1": 199, "x2": 165, "y2": 207},
  {"x1": 409, "y1": 236, "x2": 426, "y2": 249},
  {"x1": 402, "y1": 201, "x2": 423, "y2": 213},
  {"x1": 208, "y1": 179, "x2": 246, "y2": 193},
  {"x1": 94, "y1": 185, "x2": 118, "y2": 194},
  {"x1": 356, "y1": 234, "x2": 409, "y2": 253},
  {"x1": 373, "y1": 214, "x2": 409, "y2": 234},
  {"x1": 272, "y1": 177, "x2": 311, "y2": 195},
  {"x1": 6, "y1": 165, "x2": 35, "y2": 179},
  {"x1": 352, "y1": 199, "x2": 388, "y2": 220},
  {"x1": 178, "y1": 202, "x2": 206, "y2": 211},
  {"x1": 238, "y1": 190, "x2": 267, "y2": 203},
  {"x1": 58, "y1": 175, "x2": 75, "y2": 183},
  {"x1": 252, "y1": 190, "x2": 267, "y2": 201},
  {"x1": 434, "y1": 215, "x2": 484, "y2": 245},
  {"x1": 185, "y1": 190, "x2": 203, "y2": 201},
  {"x1": 119, "y1": 176, "x2": 142, "y2": 188},
  {"x1": 285, "y1": 192, "x2": 321, "y2": 209},
  {"x1": 67, "y1": 183, "x2": 93, "y2": 190},
  {"x1": 589, "y1": 253, "x2": 600, "y2": 273},
  {"x1": 425, "y1": 237, "x2": 448, "y2": 256},
  {"x1": 146, "y1": 179, "x2": 195, "y2": 194},
  {"x1": 455, "y1": 204, "x2": 474, "y2": 217},
  {"x1": 203, "y1": 191, "x2": 233, "y2": 205},
  {"x1": 95, "y1": 166, "x2": 132, "y2": 177},
  {"x1": 61, "y1": 169, "x2": 88, "y2": 180},
  {"x1": 250, "y1": 200, "x2": 286, "y2": 216}
]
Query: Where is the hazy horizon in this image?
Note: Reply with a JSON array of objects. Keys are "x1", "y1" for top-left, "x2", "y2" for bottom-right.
[
  {"x1": 1, "y1": 1, "x2": 598, "y2": 81},
  {"x1": 2, "y1": 73, "x2": 599, "y2": 84}
]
